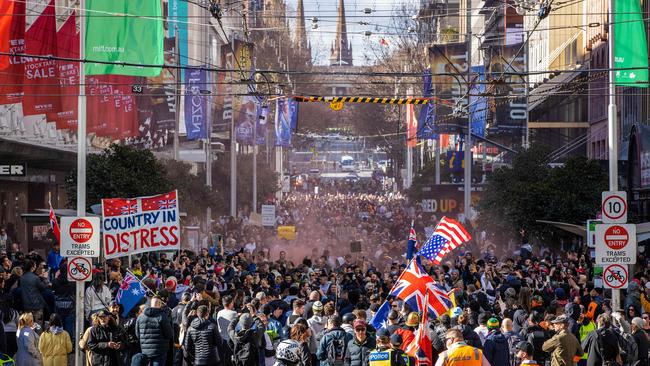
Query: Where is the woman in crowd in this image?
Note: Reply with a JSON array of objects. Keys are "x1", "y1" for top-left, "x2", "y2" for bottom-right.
[
  {"x1": 15, "y1": 312, "x2": 42, "y2": 366},
  {"x1": 38, "y1": 313, "x2": 72, "y2": 366}
]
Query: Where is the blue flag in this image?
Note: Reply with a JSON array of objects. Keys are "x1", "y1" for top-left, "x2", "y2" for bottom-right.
[
  {"x1": 117, "y1": 273, "x2": 146, "y2": 317},
  {"x1": 417, "y1": 69, "x2": 437, "y2": 139},
  {"x1": 370, "y1": 300, "x2": 391, "y2": 330},
  {"x1": 184, "y1": 68, "x2": 208, "y2": 140},
  {"x1": 275, "y1": 98, "x2": 294, "y2": 147},
  {"x1": 406, "y1": 223, "x2": 417, "y2": 261}
]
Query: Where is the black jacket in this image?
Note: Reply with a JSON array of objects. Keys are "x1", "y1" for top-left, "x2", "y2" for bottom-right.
[
  {"x1": 456, "y1": 324, "x2": 482, "y2": 349},
  {"x1": 184, "y1": 318, "x2": 222, "y2": 366},
  {"x1": 634, "y1": 329, "x2": 649, "y2": 361},
  {"x1": 135, "y1": 306, "x2": 174, "y2": 358},
  {"x1": 345, "y1": 335, "x2": 376, "y2": 366},
  {"x1": 581, "y1": 327, "x2": 620, "y2": 366},
  {"x1": 19, "y1": 271, "x2": 46, "y2": 311},
  {"x1": 87, "y1": 324, "x2": 125, "y2": 366},
  {"x1": 520, "y1": 324, "x2": 549, "y2": 364}
]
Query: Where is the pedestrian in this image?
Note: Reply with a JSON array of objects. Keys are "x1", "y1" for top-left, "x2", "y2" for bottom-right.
[
  {"x1": 515, "y1": 341, "x2": 540, "y2": 366},
  {"x1": 389, "y1": 333, "x2": 414, "y2": 366},
  {"x1": 183, "y1": 304, "x2": 223, "y2": 366},
  {"x1": 483, "y1": 317, "x2": 510, "y2": 366},
  {"x1": 15, "y1": 312, "x2": 42, "y2": 366},
  {"x1": 520, "y1": 311, "x2": 549, "y2": 366},
  {"x1": 19, "y1": 260, "x2": 47, "y2": 325},
  {"x1": 542, "y1": 315, "x2": 584, "y2": 366},
  {"x1": 87, "y1": 310, "x2": 124, "y2": 366},
  {"x1": 317, "y1": 315, "x2": 351, "y2": 366},
  {"x1": 632, "y1": 317, "x2": 649, "y2": 366},
  {"x1": 84, "y1": 273, "x2": 111, "y2": 322},
  {"x1": 228, "y1": 311, "x2": 266, "y2": 366},
  {"x1": 290, "y1": 323, "x2": 313, "y2": 366},
  {"x1": 38, "y1": 313, "x2": 72, "y2": 366},
  {"x1": 434, "y1": 328, "x2": 491, "y2": 366},
  {"x1": 135, "y1": 296, "x2": 174, "y2": 365},
  {"x1": 345, "y1": 319, "x2": 375, "y2": 366},
  {"x1": 393, "y1": 313, "x2": 418, "y2": 351}
]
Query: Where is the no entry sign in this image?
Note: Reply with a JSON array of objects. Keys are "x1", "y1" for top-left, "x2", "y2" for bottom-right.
[
  {"x1": 603, "y1": 264, "x2": 628, "y2": 289},
  {"x1": 61, "y1": 217, "x2": 100, "y2": 257},
  {"x1": 595, "y1": 223, "x2": 636, "y2": 264},
  {"x1": 67, "y1": 256, "x2": 92, "y2": 282}
]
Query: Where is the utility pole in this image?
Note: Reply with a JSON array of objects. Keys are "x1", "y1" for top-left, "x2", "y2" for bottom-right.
[
  {"x1": 75, "y1": 2, "x2": 86, "y2": 366},
  {"x1": 252, "y1": 60, "x2": 258, "y2": 214},
  {"x1": 406, "y1": 87, "x2": 413, "y2": 189},
  {"x1": 608, "y1": 0, "x2": 620, "y2": 310},
  {"x1": 173, "y1": 26, "x2": 180, "y2": 160},
  {"x1": 463, "y1": 0, "x2": 472, "y2": 222},
  {"x1": 230, "y1": 35, "x2": 237, "y2": 218}
]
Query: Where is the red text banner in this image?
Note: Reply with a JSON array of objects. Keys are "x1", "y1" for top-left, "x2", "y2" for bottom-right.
[{"x1": 101, "y1": 190, "x2": 180, "y2": 259}]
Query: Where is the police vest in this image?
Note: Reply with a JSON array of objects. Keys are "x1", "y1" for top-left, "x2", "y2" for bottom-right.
[
  {"x1": 444, "y1": 345, "x2": 482, "y2": 366},
  {"x1": 369, "y1": 349, "x2": 412, "y2": 366}
]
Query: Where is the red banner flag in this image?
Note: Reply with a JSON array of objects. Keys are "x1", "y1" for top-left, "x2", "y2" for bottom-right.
[
  {"x1": 406, "y1": 103, "x2": 418, "y2": 148},
  {"x1": 0, "y1": 0, "x2": 15, "y2": 69},
  {"x1": 48, "y1": 200, "x2": 60, "y2": 244},
  {"x1": 47, "y1": 13, "x2": 79, "y2": 129},
  {"x1": 86, "y1": 75, "x2": 138, "y2": 138},
  {"x1": 22, "y1": 0, "x2": 61, "y2": 115},
  {"x1": 0, "y1": 0, "x2": 25, "y2": 105}
]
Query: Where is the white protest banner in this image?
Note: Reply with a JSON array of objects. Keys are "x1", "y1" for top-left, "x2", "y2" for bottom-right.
[{"x1": 101, "y1": 190, "x2": 180, "y2": 259}]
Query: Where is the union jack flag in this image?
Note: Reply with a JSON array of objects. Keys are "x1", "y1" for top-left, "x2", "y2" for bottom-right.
[
  {"x1": 406, "y1": 221, "x2": 418, "y2": 260},
  {"x1": 48, "y1": 200, "x2": 60, "y2": 244},
  {"x1": 157, "y1": 198, "x2": 176, "y2": 210},
  {"x1": 418, "y1": 217, "x2": 471, "y2": 264},
  {"x1": 391, "y1": 260, "x2": 453, "y2": 318},
  {"x1": 120, "y1": 202, "x2": 138, "y2": 215},
  {"x1": 142, "y1": 191, "x2": 178, "y2": 212}
]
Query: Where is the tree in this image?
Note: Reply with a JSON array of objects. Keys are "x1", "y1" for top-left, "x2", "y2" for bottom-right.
[
  {"x1": 477, "y1": 146, "x2": 607, "y2": 242},
  {"x1": 162, "y1": 159, "x2": 223, "y2": 220},
  {"x1": 65, "y1": 144, "x2": 172, "y2": 210}
]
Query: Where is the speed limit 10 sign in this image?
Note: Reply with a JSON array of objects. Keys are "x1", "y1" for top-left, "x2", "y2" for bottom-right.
[{"x1": 602, "y1": 191, "x2": 627, "y2": 224}]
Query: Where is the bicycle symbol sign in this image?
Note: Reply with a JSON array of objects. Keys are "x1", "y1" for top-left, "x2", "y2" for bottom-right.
[
  {"x1": 603, "y1": 264, "x2": 628, "y2": 289},
  {"x1": 67, "y1": 257, "x2": 92, "y2": 282}
]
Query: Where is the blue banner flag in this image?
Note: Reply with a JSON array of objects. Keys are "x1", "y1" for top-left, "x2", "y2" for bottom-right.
[
  {"x1": 116, "y1": 273, "x2": 146, "y2": 317},
  {"x1": 469, "y1": 66, "x2": 487, "y2": 137},
  {"x1": 406, "y1": 222, "x2": 417, "y2": 261},
  {"x1": 256, "y1": 104, "x2": 268, "y2": 145},
  {"x1": 237, "y1": 96, "x2": 259, "y2": 145},
  {"x1": 184, "y1": 68, "x2": 208, "y2": 140},
  {"x1": 275, "y1": 98, "x2": 294, "y2": 147},
  {"x1": 418, "y1": 69, "x2": 437, "y2": 139},
  {"x1": 168, "y1": 0, "x2": 188, "y2": 74}
]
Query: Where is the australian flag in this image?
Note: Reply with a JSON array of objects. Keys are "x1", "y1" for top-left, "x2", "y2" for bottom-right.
[
  {"x1": 406, "y1": 222, "x2": 417, "y2": 261},
  {"x1": 116, "y1": 273, "x2": 146, "y2": 317}
]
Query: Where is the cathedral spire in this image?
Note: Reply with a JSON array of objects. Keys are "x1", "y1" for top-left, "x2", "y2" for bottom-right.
[
  {"x1": 329, "y1": 0, "x2": 353, "y2": 66},
  {"x1": 294, "y1": 0, "x2": 311, "y2": 60}
]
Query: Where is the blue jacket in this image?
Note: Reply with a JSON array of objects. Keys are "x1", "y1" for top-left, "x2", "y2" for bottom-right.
[
  {"x1": 47, "y1": 249, "x2": 63, "y2": 271},
  {"x1": 317, "y1": 328, "x2": 352, "y2": 366},
  {"x1": 483, "y1": 331, "x2": 510, "y2": 366}
]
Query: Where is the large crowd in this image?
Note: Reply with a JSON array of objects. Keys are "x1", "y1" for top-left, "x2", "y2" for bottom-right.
[{"x1": 0, "y1": 191, "x2": 649, "y2": 366}]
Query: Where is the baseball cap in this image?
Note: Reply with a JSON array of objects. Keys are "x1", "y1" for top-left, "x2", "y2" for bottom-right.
[
  {"x1": 353, "y1": 319, "x2": 366, "y2": 330},
  {"x1": 390, "y1": 333, "x2": 403, "y2": 346},
  {"x1": 376, "y1": 328, "x2": 390, "y2": 340},
  {"x1": 516, "y1": 341, "x2": 534, "y2": 355}
]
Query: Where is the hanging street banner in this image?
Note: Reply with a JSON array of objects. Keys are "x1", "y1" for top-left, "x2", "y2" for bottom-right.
[
  {"x1": 485, "y1": 43, "x2": 527, "y2": 135},
  {"x1": 167, "y1": 0, "x2": 188, "y2": 77},
  {"x1": 236, "y1": 96, "x2": 258, "y2": 145},
  {"x1": 101, "y1": 190, "x2": 180, "y2": 259},
  {"x1": 0, "y1": 0, "x2": 24, "y2": 105},
  {"x1": 417, "y1": 69, "x2": 437, "y2": 140},
  {"x1": 406, "y1": 103, "x2": 418, "y2": 147},
  {"x1": 85, "y1": 0, "x2": 164, "y2": 77},
  {"x1": 469, "y1": 65, "x2": 487, "y2": 137},
  {"x1": 275, "y1": 98, "x2": 296, "y2": 147},
  {"x1": 47, "y1": 13, "x2": 79, "y2": 130},
  {"x1": 614, "y1": 0, "x2": 649, "y2": 87},
  {"x1": 0, "y1": 0, "x2": 15, "y2": 69},
  {"x1": 22, "y1": 0, "x2": 61, "y2": 116},
  {"x1": 429, "y1": 43, "x2": 468, "y2": 134},
  {"x1": 184, "y1": 68, "x2": 208, "y2": 140}
]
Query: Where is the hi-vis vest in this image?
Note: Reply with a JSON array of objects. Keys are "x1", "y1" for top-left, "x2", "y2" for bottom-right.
[
  {"x1": 369, "y1": 349, "x2": 412, "y2": 366},
  {"x1": 443, "y1": 344, "x2": 483, "y2": 366}
]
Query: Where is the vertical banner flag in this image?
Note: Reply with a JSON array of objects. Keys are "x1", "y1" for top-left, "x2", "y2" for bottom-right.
[
  {"x1": 22, "y1": 0, "x2": 61, "y2": 116},
  {"x1": 48, "y1": 200, "x2": 60, "y2": 244},
  {"x1": 417, "y1": 69, "x2": 437, "y2": 140},
  {"x1": 256, "y1": 104, "x2": 269, "y2": 145},
  {"x1": 87, "y1": 75, "x2": 138, "y2": 139},
  {"x1": 406, "y1": 103, "x2": 418, "y2": 147},
  {"x1": 429, "y1": 43, "x2": 468, "y2": 134},
  {"x1": 275, "y1": 98, "x2": 293, "y2": 147},
  {"x1": 184, "y1": 68, "x2": 208, "y2": 140},
  {"x1": 614, "y1": 0, "x2": 649, "y2": 87},
  {"x1": 101, "y1": 190, "x2": 180, "y2": 260},
  {"x1": 237, "y1": 96, "x2": 259, "y2": 145},
  {"x1": 406, "y1": 222, "x2": 417, "y2": 261},
  {"x1": 0, "y1": 0, "x2": 25, "y2": 105},
  {"x1": 469, "y1": 65, "x2": 487, "y2": 137},
  {"x1": 48, "y1": 13, "x2": 79, "y2": 130},
  {"x1": 0, "y1": 0, "x2": 15, "y2": 69},
  {"x1": 167, "y1": 0, "x2": 188, "y2": 76},
  {"x1": 85, "y1": 0, "x2": 164, "y2": 76}
]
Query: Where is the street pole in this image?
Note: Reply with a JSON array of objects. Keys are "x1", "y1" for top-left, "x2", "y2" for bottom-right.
[
  {"x1": 463, "y1": 0, "x2": 472, "y2": 222},
  {"x1": 252, "y1": 63, "x2": 258, "y2": 214},
  {"x1": 524, "y1": 31, "x2": 530, "y2": 149},
  {"x1": 230, "y1": 35, "x2": 237, "y2": 217},
  {"x1": 173, "y1": 26, "x2": 180, "y2": 161},
  {"x1": 406, "y1": 87, "x2": 413, "y2": 189},
  {"x1": 608, "y1": 0, "x2": 620, "y2": 310},
  {"x1": 75, "y1": 1, "x2": 87, "y2": 365}
]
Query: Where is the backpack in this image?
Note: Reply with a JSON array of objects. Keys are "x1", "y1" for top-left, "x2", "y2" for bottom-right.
[
  {"x1": 506, "y1": 332, "x2": 522, "y2": 366},
  {"x1": 326, "y1": 332, "x2": 347, "y2": 366},
  {"x1": 617, "y1": 330, "x2": 638, "y2": 365},
  {"x1": 54, "y1": 295, "x2": 74, "y2": 316},
  {"x1": 232, "y1": 336, "x2": 258, "y2": 366}
]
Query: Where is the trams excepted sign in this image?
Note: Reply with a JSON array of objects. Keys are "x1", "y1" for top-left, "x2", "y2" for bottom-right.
[
  {"x1": 67, "y1": 257, "x2": 92, "y2": 282},
  {"x1": 61, "y1": 217, "x2": 100, "y2": 257},
  {"x1": 603, "y1": 264, "x2": 628, "y2": 289},
  {"x1": 602, "y1": 191, "x2": 627, "y2": 223},
  {"x1": 595, "y1": 224, "x2": 636, "y2": 264}
]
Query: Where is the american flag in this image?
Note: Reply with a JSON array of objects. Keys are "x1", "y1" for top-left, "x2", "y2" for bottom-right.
[
  {"x1": 142, "y1": 191, "x2": 177, "y2": 212},
  {"x1": 48, "y1": 200, "x2": 60, "y2": 243},
  {"x1": 391, "y1": 260, "x2": 453, "y2": 318},
  {"x1": 418, "y1": 217, "x2": 471, "y2": 264}
]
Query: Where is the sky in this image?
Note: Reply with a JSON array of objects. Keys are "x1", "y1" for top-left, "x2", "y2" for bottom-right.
[{"x1": 284, "y1": 0, "x2": 418, "y2": 66}]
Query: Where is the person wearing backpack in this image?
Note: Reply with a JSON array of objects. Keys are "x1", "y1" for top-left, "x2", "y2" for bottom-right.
[
  {"x1": 580, "y1": 314, "x2": 620, "y2": 366},
  {"x1": 228, "y1": 312, "x2": 266, "y2": 366},
  {"x1": 317, "y1": 315, "x2": 351, "y2": 366},
  {"x1": 612, "y1": 313, "x2": 639, "y2": 366}
]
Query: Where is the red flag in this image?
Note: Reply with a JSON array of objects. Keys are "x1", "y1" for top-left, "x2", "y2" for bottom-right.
[
  {"x1": 404, "y1": 292, "x2": 434, "y2": 366},
  {"x1": 0, "y1": 0, "x2": 25, "y2": 105},
  {"x1": 87, "y1": 75, "x2": 138, "y2": 138},
  {"x1": 22, "y1": 0, "x2": 61, "y2": 115},
  {"x1": 48, "y1": 200, "x2": 60, "y2": 243},
  {"x1": 102, "y1": 198, "x2": 139, "y2": 217},
  {"x1": 406, "y1": 103, "x2": 418, "y2": 148},
  {"x1": 0, "y1": 0, "x2": 15, "y2": 69},
  {"x1": 379, "y1": 38, "x2": 389, "y2": 46},
  {"x1": 141, "y1": 191, "x2": 177, "y2": 212},
  {"x1": 47, "y1": 13, "x2": 79, "y2": 129}
]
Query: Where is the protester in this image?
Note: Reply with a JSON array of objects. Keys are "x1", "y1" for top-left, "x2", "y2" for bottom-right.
[
  {"x1": 15, "y1": 312, "x2": 42, "y2": 366},
  {"x1": 580, "y1": 314, "x2": 620, "y2": 366},
  {"x1": 542, "y1": 315, "x2": 583, "y2": 366},
  {"x1": 183, "y1": 304, "x2": 223, "y2": 366},
  {"x1": 38, "y1": 314, "x2": 72, "y2": 366},
  {"x1": 434, "y1": 329, "x2": 490, "y2": 366},
  {"x1": 345, "y1": 319, "x2": 375, "y2": 366},
  {"x1": 87, "y1": 310, "x2": 124, "y2": 366},
  {"x1": 135, "y1": 297, "x2": 174, "y2": 365},
  {"x1": 317, "y1": 315, "x2": 351, "y2": 366}
]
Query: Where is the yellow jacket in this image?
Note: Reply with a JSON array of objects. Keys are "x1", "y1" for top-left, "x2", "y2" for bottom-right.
[
  {"x1": 641, "y1": 293, "x2": 650, "y2": 313},
  {"x1": 38, "y1": 329, "x2": 72, "y2": 366}
]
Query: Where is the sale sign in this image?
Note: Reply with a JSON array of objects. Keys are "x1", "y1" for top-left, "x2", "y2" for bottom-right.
[{"x1": 101, "y1": 190, "x2": 180, "y2": 259}]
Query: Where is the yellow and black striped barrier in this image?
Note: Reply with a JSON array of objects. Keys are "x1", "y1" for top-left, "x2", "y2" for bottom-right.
[{"x1": 293, "y1": 95, "x2": 431, "y2": 105}]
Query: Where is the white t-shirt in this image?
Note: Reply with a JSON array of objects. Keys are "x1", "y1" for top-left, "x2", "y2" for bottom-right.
[{"x1": 216, "y1": 308, "x2": 238, "y2": 341}]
